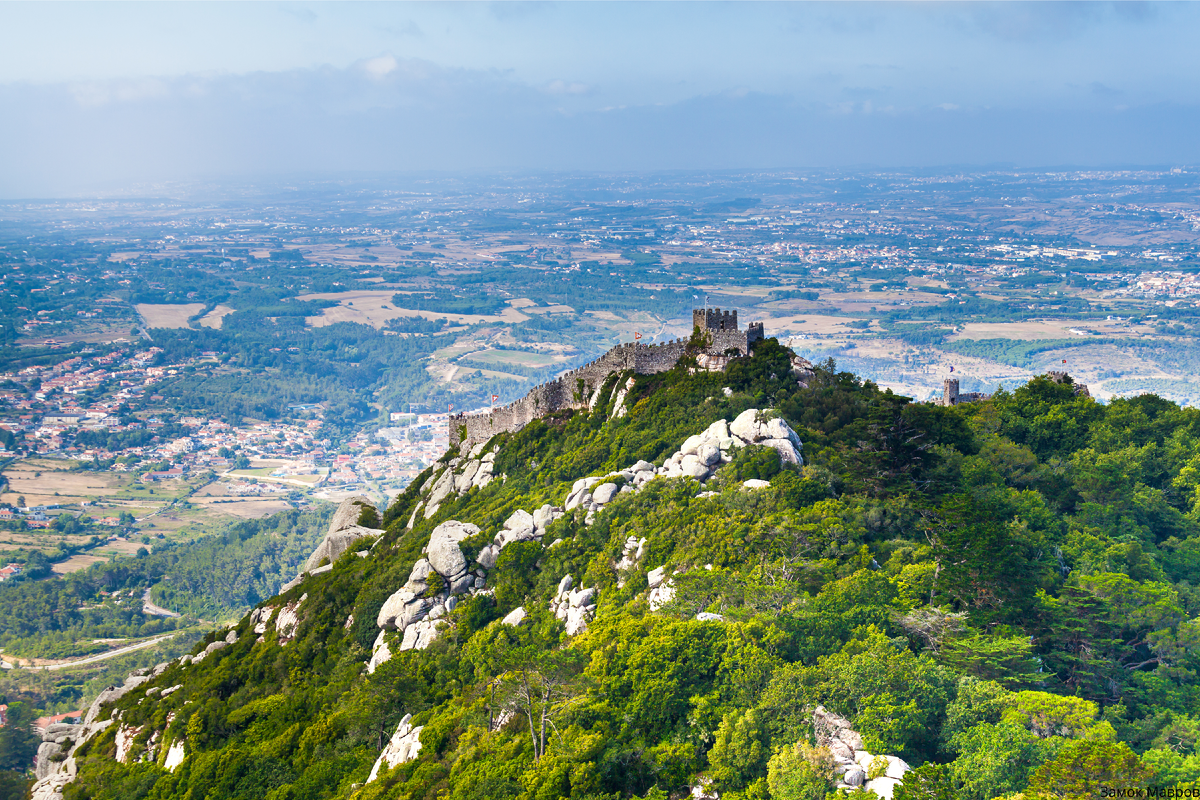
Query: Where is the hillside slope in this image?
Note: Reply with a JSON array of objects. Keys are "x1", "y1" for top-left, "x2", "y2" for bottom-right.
[{"x1": 35, "y1": 339, "x2": 1200, "y2": 800}]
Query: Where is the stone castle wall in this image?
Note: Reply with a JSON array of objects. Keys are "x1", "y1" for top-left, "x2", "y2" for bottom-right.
[
  {"x1": 450, "y1": 308, "x2": 762, "y2": 450},
  {"x1": 451, "y1": 339, "x2": 690, "y2": 449}
]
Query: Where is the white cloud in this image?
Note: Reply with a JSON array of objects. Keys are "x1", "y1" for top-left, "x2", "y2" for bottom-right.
[
  {"x1": 361, "y1": 55, "x2": 399, "y2": 80},
  {"x1": 543, "y1": 80, "x2": 592, "y2": 96}
]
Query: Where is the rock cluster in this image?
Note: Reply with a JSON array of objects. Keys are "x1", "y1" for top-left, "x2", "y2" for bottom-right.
[
  {"x1": 31, "y1": 665, "x2": 172, "y2": 800},
  {"x1": 575, "y1": 412, "x2": 802, "y2": 513},
  {"x1": 549, "y1": 575, "x2": 597, "y2": 636},
  {"x1": 367, "y1": 714, "x2": 424, "y2": 783},
  {"x1": 647, "y1": 566, "x2": 676, "y2": 610},
  {"x1": 418, "y1": 441, "x2": 498, "y2": 521},
  {"x1": 369, "y1": 409, "x2": 803, "y2": 671},
  {"x1": 728, "y1": 409, "x2": 803, "y2": 465},
  {"x1": 813, "y1": 705, "x2": 909, "y2": 798}
]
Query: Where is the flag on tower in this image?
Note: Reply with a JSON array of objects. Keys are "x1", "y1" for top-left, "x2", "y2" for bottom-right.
[
  {"x1": 949, "y1": 365, "x2": 955, "y2": 373},
  {"x1": 491, "y1": 394, "x2": 499, "y2": 403},
  {"x1": 449, "y1": 404, "x2": 454, "y2": 412},
  {"x1": 1062, "y1": 359, "x2": 1067, "y2": 364},
  {"x1": 634, "y1": 332, "x2": 642, "y2": 341}
]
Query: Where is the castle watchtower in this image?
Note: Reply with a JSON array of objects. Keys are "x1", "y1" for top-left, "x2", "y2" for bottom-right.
[
  {"x1": 694, "y1": 308, "x2": 739, "y2": 332},
  {"x1": 941, "y1": 378, "x2": 960, "y2": 407}
]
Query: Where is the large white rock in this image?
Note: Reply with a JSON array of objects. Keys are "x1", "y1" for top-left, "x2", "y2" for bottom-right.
[
  {"x1": 743, "y1": 479, "x2": 771, "y2": 489},
  {"x1": 368, "y1": 716, "x2": 424, "y2": 782},
  {"x1": 647, "y1": 566, "x2": 666, "y2": 588},
  {"x1": 532, "y1": 504, "x2": 559, "y2": 534},
  {"x1": 377, "y1": 590, "x2": 432, "y2": 631},
  {"x1": 35, "y1": 742, "x2": 63, "y2": 780},
  {"x1": 502, "y1": 607, "x2": 527, "y2": 626},
  {"x1": 704, "y1": 419, "x2": 730, "y2": 441},
  {"x1": 764, "y1": 417, "x2": 801, "y2": 447},
  {"x1": 454, "y1": 460, "x2": 481, "y2": 493},
  {"x1": 433, "y1": 520, "x2": 480, "y2": 544},
  {"x1": 696, "y1": 443, "x2": 721, "y2": 467},
  {"x1": 592, "y1": 482, "x2": 619, "y2": 504},
  {"x1": 866, "y1": 777, "x2": 900, "y2": 800},
  {"x1": 631, "y1": 460, "x2": 656, "y2": 473},
  {"x1": 327, "y1": 495, "x2": 376, "y2": 534},
  {"x1": 399, "y1": 619, "x2": 441, "y2": 651},
  {"x1": 680, "y1": 434, "x2": 706, "y2": 456},
  {"x1": 163, "y1": 741, "x2": 186, "y2": 772},
  {"x1": 426, "y1": 524, "x2": 469, "y2": 578},
  {"x1": 424, "y1": 469, "x2": 456, "y2": 517},
  {"x1": 368, "y1": 631, "x2": 393, "y2": 674},
  {"x1": 649, "y1": 580, "x2": 676, "y2": 610},
  {"x1": 761, "y1": 438, "x2": 803, "y2": 466},
  {"x1": 504, "y1": 508, "x2": 535, "y2": 535},
  {"x1": 477, "y1": 544, "x2": 500, "y2": 570},
  {"x1": 730, "y1": 408, "x2": 763, "y2": 441}
]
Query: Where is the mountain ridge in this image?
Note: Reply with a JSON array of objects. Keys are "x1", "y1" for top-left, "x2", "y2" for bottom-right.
[{"x1": 29, "y1": 336, "x2": 1200, "y2": 800}]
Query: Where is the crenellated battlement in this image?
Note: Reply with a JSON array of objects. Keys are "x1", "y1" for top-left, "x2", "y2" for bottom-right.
[{"x1": 449, "y1": 309, "x2": 766, "y2": 449}]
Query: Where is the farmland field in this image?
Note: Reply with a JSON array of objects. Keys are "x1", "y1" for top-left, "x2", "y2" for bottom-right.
[{"x1": 136, "y1": 304, "x2": 206, "y2": 329}]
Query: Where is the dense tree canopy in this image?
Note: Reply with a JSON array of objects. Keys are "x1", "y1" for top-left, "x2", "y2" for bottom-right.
[{"x1": 54, "y1": 342, "x2": 1200, "y2": 799}]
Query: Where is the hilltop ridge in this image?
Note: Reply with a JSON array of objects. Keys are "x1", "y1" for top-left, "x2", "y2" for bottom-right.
[
  {"x1": 30, "y1": 338, "x2": 1200, "y2": 800},
  {"x1": 451, "y1": 308, "x2": 768, "y2": 451}
]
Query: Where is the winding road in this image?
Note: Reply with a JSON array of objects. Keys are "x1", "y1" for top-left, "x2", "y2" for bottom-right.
[
  {"x1": 142, "y1": 587, "x2": 181, "y2": 618},
  {"x1": 16, "y1": 633, "x2": 179, "y2": 672}
]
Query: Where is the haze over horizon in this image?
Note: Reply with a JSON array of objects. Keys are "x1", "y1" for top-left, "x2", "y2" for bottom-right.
[{"x1": 2, "y1": 1, "x2": 1199, "y2": 198}]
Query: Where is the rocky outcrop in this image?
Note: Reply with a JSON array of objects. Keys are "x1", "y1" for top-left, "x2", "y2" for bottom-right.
[
  {"x1": 267, "y1": 594, "x2": 306, "y2": 644},
  {"x1": 368, "y1": 715, "x2": 424, "y2": 782},
  {"x1": 419, "y1": 443, "x2": 499, "y2": 521},
  {"x1": 163, "y1": 741, "x2": 186, "y2": 772},
  {"x1": 30, "y1": 668, "x2": 161, "y2": 799},
  {"x1": 373, "y1": 520, "x2": 488, "y2": 658},
  {"x1": 813, "y1": 705, "x2": 909, "y2": 798},
  {"x1": 549, "y1": 575, "x2": 596, "y2": 636},
  {"x1": 728, "y1": 409, "x2": 803, "y2": 465},
  {"x1": 303, "y1": 496, "x2": 382, "y2": 573},
  {"x1": 368, "y1": 631, "x2": 393, "y2": 674}
]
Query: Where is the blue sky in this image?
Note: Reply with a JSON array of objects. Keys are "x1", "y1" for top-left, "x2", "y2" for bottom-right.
[{"x1": 1, "y1": 2, "x2": 1197, "y2": 196}]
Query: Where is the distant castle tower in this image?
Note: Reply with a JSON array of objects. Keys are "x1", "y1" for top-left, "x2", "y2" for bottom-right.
[
  {"x1": 942, "y1": 378, "x2": 960, "y2": 406},
  {"x1": 939, "y1": 375, "x2": 992, "y2": 406}
]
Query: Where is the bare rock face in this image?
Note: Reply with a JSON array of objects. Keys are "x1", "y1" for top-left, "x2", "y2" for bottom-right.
[
  {"x1": 300, "y1": 496, "x2": 382, "y2": 574},
  {"x1": 730, "y1": 408, "x2": 764, "y2": 441},
  {"x1": 35, "y1": 742, "x2": 63, "y2": 780},
  {"x1": 368, "y1": 631, "x2": 393, "y2": 674},
  {"x1": 812, "y1": 705, "x2": 908, "y2": 796},
  {"x1": 550, "y1": 576, "x2": 598, "y2": 635},
  {"x1": 368, "y1": 715, "x2": 424, "y2": 782},
  {"x1": 327, "y1": 495, "x2": 376, "y2": 534}
]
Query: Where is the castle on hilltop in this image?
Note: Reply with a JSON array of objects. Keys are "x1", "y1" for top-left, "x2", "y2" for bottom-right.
[
  {"x1": 449, "y1": 308, "x2": 765, "y2": 450},
  {"x1": 938, "y1": 370, "x2": 1090, "y2": 407}
]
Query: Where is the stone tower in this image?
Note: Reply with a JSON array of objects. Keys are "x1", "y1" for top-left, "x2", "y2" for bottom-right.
[
  {"x1": 693, "y1": 308, "x2": 739, "y2": 332},
  {"x1": 941, "y1": 378, "x2": 959, "y2": 407}
]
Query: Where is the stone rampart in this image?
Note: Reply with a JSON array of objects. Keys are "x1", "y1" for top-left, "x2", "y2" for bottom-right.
[
  {"x1": 451, "y1": 339, "x2": 690, "y2": 450},
  {"x1": 449, "y1": 308, "x2": 763, "y2": 451}
]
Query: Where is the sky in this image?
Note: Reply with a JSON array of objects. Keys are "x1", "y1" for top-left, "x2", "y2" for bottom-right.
[{"x1": 1, "y1": 1, "x2": 1198, "y2": 197}]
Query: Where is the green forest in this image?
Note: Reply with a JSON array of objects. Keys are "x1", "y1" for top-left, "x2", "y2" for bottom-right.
[
  {"x1": 0, "y1": 507, "x2": 329, "y2": 661},
  {"x1": 41, "y1": 339, "x2": 1200, "y2": 799}
]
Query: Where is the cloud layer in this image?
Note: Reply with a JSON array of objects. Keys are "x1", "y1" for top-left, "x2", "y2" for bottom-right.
[{"x1": 1, "y1": 2, "x2": 1198, "y2": 195}]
